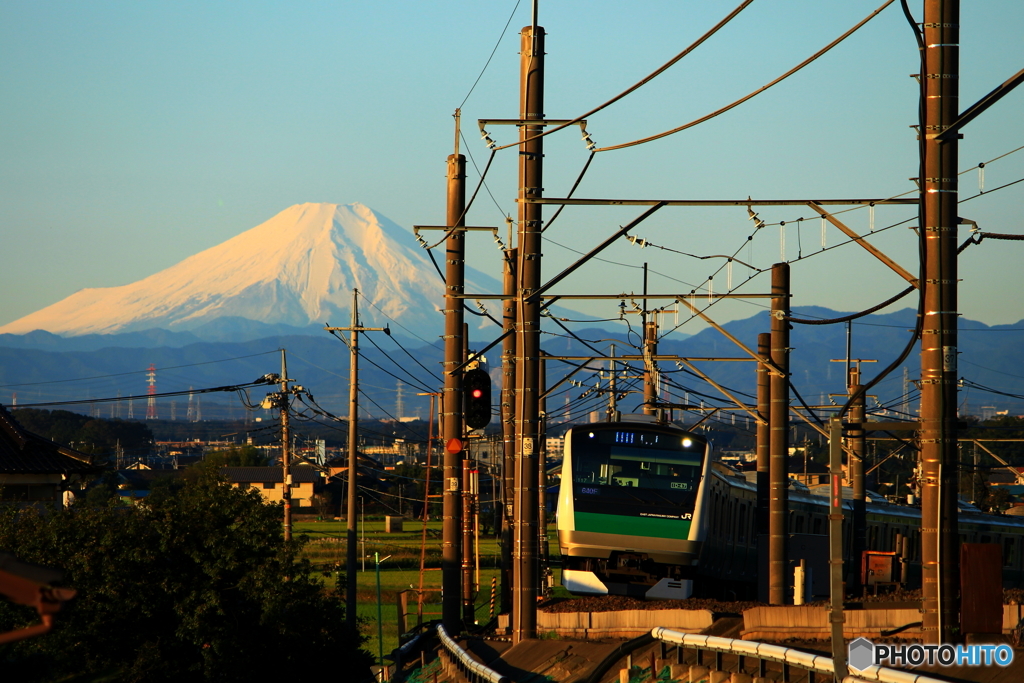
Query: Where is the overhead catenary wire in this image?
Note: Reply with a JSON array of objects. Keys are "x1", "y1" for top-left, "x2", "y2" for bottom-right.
[
  {"x1": 759, "y1": 144, "x2": 1024, "y2": 229},
  {"x1": 490, "y1": 0, "x2": 758, "y2": 152},
  {"x1": 593, "y1": 0, "x2": 896, "y2": 152},
  {"x1": 457, "y1": 0, "x2": 524, "y2": 110}
]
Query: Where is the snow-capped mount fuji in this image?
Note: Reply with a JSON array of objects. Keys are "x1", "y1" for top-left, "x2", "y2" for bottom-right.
[{"x1": 0, "y1": 203, "x2": 501, "y2": 340}]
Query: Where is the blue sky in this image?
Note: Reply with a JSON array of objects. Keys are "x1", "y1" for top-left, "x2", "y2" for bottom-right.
[{"x1": 2, "y1": 0, "x2": 1022, "y2": 334}]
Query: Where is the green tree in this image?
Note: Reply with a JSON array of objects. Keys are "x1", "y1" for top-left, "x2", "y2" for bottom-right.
[
  {"x1": 11, "y1": 408, "x2": 154, "y2": 458},
  {"x1": 0, "y1": 474, "x2": 371, "y2": 682},
  {"x1": 196, "y1": 444, "x2": 272, "y2": 469}
]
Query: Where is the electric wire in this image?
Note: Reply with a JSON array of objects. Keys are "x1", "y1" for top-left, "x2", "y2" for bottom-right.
[
  {"x1": 423, "y1": 149, "x2": 498, "y2": 250},
  {"x1": 541, "y1": 152, "x2": 596, "y2": 234},
  {"x1": 835, "y1": 0, "x2": 927, "y2": 421},
  {"x1": 12, "y1": 378, "x2": 277, "y2": 409},
  {"x1": 759, "y1": 144, "x2": 1024, "y2": 228},
  {"x1": 354, "y1": 291, "x2": 433, "y2": 346},
  {"x1": 594, "y1": 0, "x2": 896, "y2": 152},
  {"x1": 363, "y1": 327, "x2": 441, "y2": 386},
  {"x1": 490, "y1": 0, "x2": 758, "y2": 152},
  {"x1": 325, "y1": 330, "x2": 435, "y2": 395},
  {"x1": 0, "y1": 349, "x2": 281, "y2": 388},
  {"x1": 457, "y1": 0, "x2": 523, "y2": 110},
  {"x1": 460, "y1": 130, "x2": 509, "y2": 221}
]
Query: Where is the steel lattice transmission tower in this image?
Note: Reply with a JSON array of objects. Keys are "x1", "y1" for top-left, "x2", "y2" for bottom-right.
[{"x1": 145, "y1": 364, "x2": 157, "y2": 420}]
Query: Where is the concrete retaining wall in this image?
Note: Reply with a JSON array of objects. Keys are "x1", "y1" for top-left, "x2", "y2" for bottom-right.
[
  {"x1": 500, "y1": 609, "x2": 714, "y2": 639},
  {"x1": 742, "y1": 606, "x2": 923, "y2": 641}
]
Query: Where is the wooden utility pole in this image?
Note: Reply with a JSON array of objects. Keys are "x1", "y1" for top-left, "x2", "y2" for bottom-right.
[
  {"x1": 607, "y1": 344, "x2": 618, "y2": 420},
  {"x1": 512, "y1": 20, "x2": 544, "y2": 644},
  {"x1": 643, "y1": 314, "x2": 659, "y2": 416},
  {"x1": 325, "y1": 291, "x2": 384, "y2": 633},
  {"x1": 441, "y1": 124, "x2": 467, "y2": 633},
  {"x1": 279, "y1": 349, "x2": 293, "y2": 542},
  {"x1": 828, "y1": 418, "x2": 848, "y2": 680},
  {"x1": 920, "y1": 0, "x2": 960, "y2": 644},
  {"x1": 848, "y1": 365, "x2": 866, "y2": 593},
  {"x1": 756, "y1": 333, "x2": 770, "y2": 537},
  {"x1": 768, "y1": 262, "x2": 790, "y2": 605},
  {"x1": 500, "y1": 246, "x2": 517, "y2": 615}
]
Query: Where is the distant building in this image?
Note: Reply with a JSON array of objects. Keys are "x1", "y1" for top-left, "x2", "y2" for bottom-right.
[{"x1": 221, "y1": 466, "x2": 322, "y2": 508}]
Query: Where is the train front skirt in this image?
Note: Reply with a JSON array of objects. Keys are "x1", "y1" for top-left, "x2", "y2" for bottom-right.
[{"x1": 562, "y1": 569, "x2": 694, "y2": 600}]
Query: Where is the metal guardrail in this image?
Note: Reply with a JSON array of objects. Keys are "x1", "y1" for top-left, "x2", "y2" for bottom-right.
[
  {"x1": 651, "y1": 628, "x2": 949, "y2": 683},
  {"x1": 436, "y1": 624, "x2": 508, "y2": 683}
]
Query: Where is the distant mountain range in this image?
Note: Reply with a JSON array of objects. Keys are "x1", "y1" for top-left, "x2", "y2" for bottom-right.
[
  {"x1": 2, "y1": 201, "x2": 1022, "y2": 421},
  {"x1": 3, "y1": 306, "x2": 1023, "y2": 422}
]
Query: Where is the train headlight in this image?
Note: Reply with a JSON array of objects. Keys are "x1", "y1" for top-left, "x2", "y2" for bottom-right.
[{"x1": 682, "y1": 438, "x2": 693, "y2": 448}]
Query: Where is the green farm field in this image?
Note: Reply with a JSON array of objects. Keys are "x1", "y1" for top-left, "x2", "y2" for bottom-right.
[{"x1": 293, "y1": 518, "x2": 564, "y2": 661}]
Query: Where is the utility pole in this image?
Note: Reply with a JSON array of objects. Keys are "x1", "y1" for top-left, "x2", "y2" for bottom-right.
[
  {"x1": 442, "y1": 116, "x2": 467, "y2": 633},
  {"x1": 848, "y1": 365, "x2": 866, "y2": 593},
  {"x1": 538, "y1": 355, "x2": 549, "y2": 592},
  {"x1": 280, "y1": 349, "x2": 293, "y2": 542},
  {"x1": 828, "y1": 417, "x2": 848, "y2": 680},
  {"x1": 607, "y1": 344, "x2": 618, "y2": 420},
  {"x1": 756, "y1": 333, "x2": 770, "y2": 538},
  {"x1": 500, "y1": 245, "x2": 517, "y2": 616},
  {"x1": 643, "y1": 312, "x2": 659, "y2": 416},
  {"x1": 920, "y1": 0, "x2": 960, "y2": 644},
  {"x1": 325, "y1": 291, "x2": 384, "y2": 633},
  {"x1": 513, "y1": 18, "x2": 544, "y2": 645},
  {"x1": 768, "y1": 262, "x2": 790, "y2": 605}
]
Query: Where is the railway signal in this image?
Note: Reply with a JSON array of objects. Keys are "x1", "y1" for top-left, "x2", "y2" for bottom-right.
[{"x1": 464, "y1": 368, "x2": 492, "y2": 430}]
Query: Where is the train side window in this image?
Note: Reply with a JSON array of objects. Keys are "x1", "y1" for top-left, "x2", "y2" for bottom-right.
[
  {"x1": 795, "y1": 515, "x2": 804, "y2": 534},
  {"x1": 1005, "y1": 538, "x2": 1015, "y2": 567},
  {"x1": 712, "y1": 492, "x2": 721, "y2": 535},
  {"x1": 741, "y1": 501, "x2": 749, "y2": 544},
  {"x1": 812, "y1": 516, "x2": 821, "y2": 535}
]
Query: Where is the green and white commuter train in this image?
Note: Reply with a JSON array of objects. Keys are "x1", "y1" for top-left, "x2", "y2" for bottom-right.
[
  {"x1": 556, "y1": 419, "x2": 712, "y2": 600},
  {"x1": 557, "y1": 419, "x2": 1024, "y2": 601}
]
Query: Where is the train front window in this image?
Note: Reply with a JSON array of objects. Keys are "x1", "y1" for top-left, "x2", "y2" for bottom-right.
[{"x1": 572, "y1": 430, "x2": 703, "y2": 492}]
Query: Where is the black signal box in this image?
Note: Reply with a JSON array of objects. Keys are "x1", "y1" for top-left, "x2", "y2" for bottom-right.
[{"x1": 463, "y1": 368, "x2": 492, "y2": 430}]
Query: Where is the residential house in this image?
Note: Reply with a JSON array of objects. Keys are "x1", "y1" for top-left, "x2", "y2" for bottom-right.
[
  {"x1": 0, "y1": 405, "x2": 95, "y2": 507},
  {"x1": 221, "y1": 466, "x2": 322, "y2": 508}
]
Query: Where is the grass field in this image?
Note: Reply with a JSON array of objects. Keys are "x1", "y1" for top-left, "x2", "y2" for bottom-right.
[{"x1": 294, "y1": 518, "x2": 518, "y2": 662}]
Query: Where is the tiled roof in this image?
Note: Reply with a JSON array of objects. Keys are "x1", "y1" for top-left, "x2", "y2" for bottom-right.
[
  {"x1": 117, "y1": 470, "x2": 184, "y2": 488},
  {"x1": 221, "y1": 466, "x2": 321, "y2": 484},
  {"x1": 0, "y1": 405, "x2": 95, "y2": 474}
]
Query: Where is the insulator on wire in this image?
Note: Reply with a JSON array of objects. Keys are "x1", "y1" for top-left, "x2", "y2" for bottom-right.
[
  {"x1": 581, "y1": 129, "x2": 596, "y2": 151},
  {"x1": 747, "y1": 205, "x2": 765, "y2": 229}
]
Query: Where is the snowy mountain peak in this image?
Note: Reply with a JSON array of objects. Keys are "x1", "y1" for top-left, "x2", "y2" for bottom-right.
[{"x1": 0, "y1": 203, "x2": 490, "y2": 338}]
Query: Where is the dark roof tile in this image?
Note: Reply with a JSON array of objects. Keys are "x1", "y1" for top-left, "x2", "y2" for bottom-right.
[
  {"x1": 0, "y1": 405, "x2": 96, "y2": 474},
  {"x1": 221, "y1": 467, "x2": 321, "y2": 484}
]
